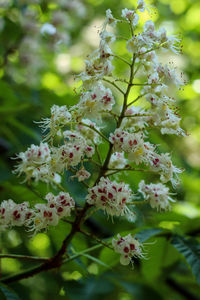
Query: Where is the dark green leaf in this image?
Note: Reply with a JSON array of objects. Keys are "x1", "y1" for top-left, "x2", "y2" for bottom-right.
[
  {"x1": 0, "y1": 283, "x2": 21, "y2": 300},
  {"x1": 171, "y1": 235, "x2": 200, "y2": 284}
]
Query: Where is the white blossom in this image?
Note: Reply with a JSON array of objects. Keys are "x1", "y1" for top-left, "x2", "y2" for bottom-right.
[
  {"x1": 78, "y1": 82, "x2": 115, "y2": 118},
  {"x1": 139, "y1": 180, "x2": 175, "y2": 210},
  {"x1": 121, "y1": 9, "x2": 139, "y2": 27},
  {"x1": 71, "y1": 167, "x2": 91, "y2": 182},
  {"x1": 86, "y1": 177, "x2": 134, "y2": 218},
  {"x1": 112, "y1": 234, "x2": 144, "y2": 265},
  {"x1": 109, "y1": 152, "x2": 128, "y2": 169},
  {"x1": 38, "y1": 105, "x2": 71, "y2": 140}
]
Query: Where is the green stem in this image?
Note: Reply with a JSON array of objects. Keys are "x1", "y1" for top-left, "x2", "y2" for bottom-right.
[
  {"x1": 124, "y1": 114, "x2": 152, "y2": 118},
  {"x1": 80, "y1": 122, "x2": 111, "y2": 144},
  {"x1": 127, "y1": 94, "x2": 146, "y2": 107},
  {"x1": 111, "y1": 54, "x2": 131, "y2": 67},
  {"x1": 62, "y1": 244, "x2": 103, "y2": 264},
  {"x1": 0, "y1": 254, "x2": 48, "y2": 262},
  {"x1": 79, "y1": 229, "x2": 112, "y2": 250},
  {"x1": 103, "y1": 78, "x2": 125, "y2": 95}
]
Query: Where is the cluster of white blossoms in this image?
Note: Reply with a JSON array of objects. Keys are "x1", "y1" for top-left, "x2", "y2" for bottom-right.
[
  {"x1": 0, "y1": 200, "x2": 31, "y2": 229},
  {"x1": 139, "y1": 180, "x2": 175, "y2": 211},
  {"x1": 77, "y1": 82, "x2": 115, "y2": 119},
  {"x1": 112, "y1": 234, "x2": 145, "y2": 265},
  {"x1": 0, "y1": 192, "x2": 75, "y2": 234},
  {"x1": 86, "y1": 177, "x2": 134, "y2": 218},
  {"x1": 3, "y1": 1, "x2": 185, "y2": 267}
]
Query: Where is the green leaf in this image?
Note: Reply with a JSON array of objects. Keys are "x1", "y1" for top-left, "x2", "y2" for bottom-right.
[
  {"x1": 119, "y1": 281, "x2": 162, "y2": 300},
  {"x1": 141, "y1": 237, "x2": 167, "y2": 282},
  {"x1": 82, "y1": 253, "x2": 109, "y2": 268},
  {"x1": 135, "y1": 228, "x2": 164, "y2": 242},
  {"x1": 0, "y1": 283, "x2": 21, "y2": 300},
  {"x1": 171, "y1": 235, "x2": 200, "y2": 284},
  {"x1": 64, "y1": 276, "x2": 114, "y2": 300},
  {"x1": 98, "y1": 247, "x2": 119, "y2": 273}
]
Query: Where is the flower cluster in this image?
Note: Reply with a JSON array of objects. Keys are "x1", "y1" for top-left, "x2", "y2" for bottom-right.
[
  {"x1": 139, "y1": 180, "x2": 175, "y2": 211},
  {"x1": 13, "y1": 142, "x2": 57, "y2": 183},
  {"x1": 86, "y1": 177, "x2": 134, "y2": 218},
  {"x1": 109, "y1": 129, "x2": 156, "y2": 165},
  {"x1": 14, "y1": 132, "x2": 95, "y2": 183},
  {"x1": 0, "y1": 200, "x2": 31, "y2": 230},
  {"x1": 39, "y1": 105, "x2": 71, "y2": 140},
  {"x1": 112, "y1": 234, "x2": 145, "y2": 265},
  {"x1": 0, "y1": 192, "x2": 75, "y2": 234},
  {"x1": 3, "y1": 0, "x2": 185, "y2": 268},
  {"x1": 30, "y1": 192, "x2": 75, "y2": 234},
  {"x1": 77, "y1": 82, "x2": 115, "y2": 119}
]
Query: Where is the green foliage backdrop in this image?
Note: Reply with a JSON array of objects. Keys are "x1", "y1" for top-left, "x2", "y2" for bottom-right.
[{"x1": 0, "y1": 0, "x2": 200, "y2": 299}]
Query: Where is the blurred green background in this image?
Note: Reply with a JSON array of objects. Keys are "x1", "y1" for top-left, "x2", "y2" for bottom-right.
[{"x1": 0, "y1": 0, "x2": 200, "y2": 299}]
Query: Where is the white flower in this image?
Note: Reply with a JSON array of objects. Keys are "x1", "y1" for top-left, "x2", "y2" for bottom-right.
[
  {"x1": 40, "y1": 23, "x2": 56, "y2": 35},
  {"x1": 0, "y1": 200, "x2": 32, "y2": 229},
  {"x1": 121, "y1": 8, "x2": 139, "y2": 27},
  {"x1": 78, "y1": 82, "x2": 115, "y2": 118},
  {"x1": 100, "y1": 30, "x2": 116, "y2": 45},
  {"x1": 105, "y1": 9, "x2": 117, "y2": 26},
  {"x1": 109, "y1": 129, "x2": 156, "y2": 165},
  {"x1": 150, "y1": 103, "x2": 185, "y2": 136},
  {"x1": 139, "y1": 180, "x2": 175, "y2": 210},
  {"x1": 137, "y1": 0, "x2": 145, "y2": 12},
  {"x1": 149, "y1": 153, "x2": 182, "y2": 186},
  {"x1": 46, "y1": 192, "x2": 75, "y2": 217},
  {"x1": 30, "y1": 204, "x2": 59, "y2": 234},
  {"x1": 39, "y1": 105, "x2": 71, "y2": 140},
  {"x1": 86, "y1": 177, "x2": 134, "y2": 218},
  {"x1": 112, "y1": 234, "x2": 144, "y2": 265},
  {"x1": 50, "y1": 132, "x2": 94, "y2": 173},
  {"x1": 71, "y1": 168, "x2": 91, "y2": 182},
  {"x1": 27, "y1": 192, "x2": 75, "y2": 234},
  {"x1": 14, "y1": 143, "x2": 52, "y2": 183},
  {"x1": 109, "y1": 152, "x2": 128, "y2": 169}
]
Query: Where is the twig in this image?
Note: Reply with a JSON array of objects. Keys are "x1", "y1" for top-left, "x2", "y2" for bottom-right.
[
  {"x1": 103, "y1": 78, "x2": 125, "y2": 95},
  {"x1": 124, "y1": 114, "x2": 152, "y2": 118},
  {"x1": 111, "y1": 54, "x2": 131, "y2": 67},
  {"x1": 90, "y1": 159, "x2": 102, "y2": 168},
  {"x1": 79, "y1": 229, "x2": 112, "y2": 250},
  {"x1": 130, "y1": 82, "x2": 162, "y2": 86},
  {"x1": 80, "y1": 122, "x2": 111, "y2": 144},
  {"x1": 0, "y1": 254, "x2": 48, "y2": 262},
  {"x1": 62, "y1": 244, "x2": 103, "y2": 264},
  {"x1": 52, "y1": 181, "x2": 66, "y2": 192},
  {"x1": 127, "y1": 94, "x2": 146, "y2": 107}
]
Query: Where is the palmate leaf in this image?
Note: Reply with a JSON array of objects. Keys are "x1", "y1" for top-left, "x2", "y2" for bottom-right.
[
  {"x1": 0, "y1": 283, "x2": 21, "y2": 300},
  {"x1": 171, "y1": 235, "x2": 200, "y2": 284}
]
